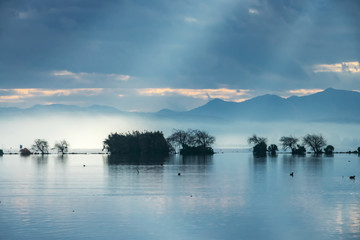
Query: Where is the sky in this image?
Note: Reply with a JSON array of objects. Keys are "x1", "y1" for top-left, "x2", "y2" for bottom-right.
[{"x1": 0, "y1": 0, "x2": 359, "y2": 112}]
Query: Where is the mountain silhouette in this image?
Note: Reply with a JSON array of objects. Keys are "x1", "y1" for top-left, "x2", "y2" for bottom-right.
[
  {"x1": 181, "y1": 88, "x2": 360, "y2": 122},
  {"x1": 0, "y1": 88, "x2": 359, "y2": 122},
  {"x1": 0, "y1": 104, "x2": 123, "y2": 116}
]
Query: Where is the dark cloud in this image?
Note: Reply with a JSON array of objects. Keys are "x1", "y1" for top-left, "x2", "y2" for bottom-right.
[{"x1": 0, "y1": 0, "x2": 359, "y2": 96}]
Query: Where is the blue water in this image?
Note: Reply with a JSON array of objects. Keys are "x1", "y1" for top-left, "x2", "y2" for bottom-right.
[{"x1": 0, "y1": 153, "x2": 359, "y2": 240}]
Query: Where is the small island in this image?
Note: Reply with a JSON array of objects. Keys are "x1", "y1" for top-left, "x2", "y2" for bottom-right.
[
  {"x1": 102, "y1": 129, "x2": 216, "y2": 157},
  {"x1": 103, "y1": 131, "x2": 170, "y2": 156}
]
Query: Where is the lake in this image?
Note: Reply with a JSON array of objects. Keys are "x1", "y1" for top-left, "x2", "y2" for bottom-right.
[{"x1": 0, "y1": 152, "x2": 359, "y2": 240}]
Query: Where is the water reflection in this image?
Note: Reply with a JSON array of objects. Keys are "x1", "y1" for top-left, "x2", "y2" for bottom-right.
[
  {"x1": 55, "y1": 154, "x2": 68, "y2": 164},
  {"x1": 250, "y1": 156, "x2": 267, "y2": 176},
  {"x1": 178, "y1": 155, "x2": 214, "y2": 165},
  {"x1": 267, "y1": 154, "x2": 278, "y2": 163},
  {"x1": 1, "y1": 153, "x2": 359, "y2": 240},
  {"x1": 32, "y1": 155, "x2": 49, "y2": 166},
  {"x1": 282, "y1": 154, "x2": 305, "y2": 174},
  {"x1": 105, "y1": 154, "x2": 169, "y2": 165}
]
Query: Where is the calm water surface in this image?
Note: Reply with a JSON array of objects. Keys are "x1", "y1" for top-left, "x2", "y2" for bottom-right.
[{"x1": 0, "y1": 153, "x2": 359, "y2": 240}]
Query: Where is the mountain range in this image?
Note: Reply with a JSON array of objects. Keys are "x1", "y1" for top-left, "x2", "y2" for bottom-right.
[
  {"x1": 183, "y1": 88, "x2": 360, "y2": 122},
  {"x1": 1, "y1": 88, "x2": 359, "y2": 122}
]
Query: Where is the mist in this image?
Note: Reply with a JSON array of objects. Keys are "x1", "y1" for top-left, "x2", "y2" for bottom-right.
[{"x1": 1, "y1": 113, "x2": 359, "y2": 152}]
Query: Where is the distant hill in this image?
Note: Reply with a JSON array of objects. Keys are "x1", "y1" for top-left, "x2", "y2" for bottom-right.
[
  {"x1": 180, "y1": 88, "x2": 360, "y2": 122},
  {"x1": 0, "y1": 88, "x2": 359, "y2": 122},
  {"x1": 0, "y1": 104, "x2": 123, "y2": 116}
]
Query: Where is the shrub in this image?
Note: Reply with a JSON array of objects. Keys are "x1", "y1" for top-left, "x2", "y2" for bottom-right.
[
  {"x1": 20, "y1": 148, "x2": 31, "y2": 156},
  {"x1": 180, "y1": 145, "x2": 214, "y2": 155},
  {"x1": 268, "y1": 144, "x2": 278, "y2": 155},
  {"x1": 253, "y1": 141, "x2": 267, "y2": 157},
  {"x1": 324, "y1": 145, "x2": 334, "y2": 155},
  {"x1": 103, "y1": 131, "x2": 170, "y2": 156},
  {"x1": 292, "y1": 145, "x2": 306, "y2": 155}
]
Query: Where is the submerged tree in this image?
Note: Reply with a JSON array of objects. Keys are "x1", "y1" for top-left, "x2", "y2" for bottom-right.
[
  {"x1": 292, "y1": 145, "x2": 306, "y2": 155},
  {"x1": 279, "y1": 136, "x2": 306, "y2": 155},
  {"x1": 279, "y1": 136, "x2": 298, "y2": 152},
  {"x1": 192, "y1": 129, "x2": 216, "y2": 148},
  {"x1": 324, "y1": 145, "x2": 334, "y2": 155},
  {"x1": 303, "y1": 134, "x2": 326, "y2": 154},
  {"x1": 20, "y1": 148, "x2": 31, "y2": 156},
  {"x1": 54, "y1": 140, "x2": 69, "y2": 155},
  {"x1": 267, "y1": 144, "x2": 278, "y2": 156},
  {"x1": 248, "y1": 134, "x2": 267, "y2": 146},
  {"x1": 32, "y1": 139, "x2": 49, "y2": 155},
  {"x1": 167, "y1": 129, "x2": 215, "y2": 155},
  {"x1": 166, "y1": 129, "x2": 191, "y2": 153},
  {"x1": 248, "y1": 134, "x2": 267, "y2": 157}
]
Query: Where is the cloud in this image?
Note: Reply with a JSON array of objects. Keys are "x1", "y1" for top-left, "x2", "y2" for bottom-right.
[
  {"x1": 248, "y1": 8, "x2": 259, "y2": 15},
  {"x1": 52, "y1": 70, "x2": 131, "y2": 82},
  {"x1": 313, "y1": 61, "x2": 360, "y2": 73},
  {"x1": 17, "y1": 11, "x2": 33, "y2": 20},
  {"x1": 288, "y1": 89, "x2": 323, "y2": 96},
  {"x1": 0, "y1": 88, "x2": 104, "y2": 103},
  {"x1": 137, "y1": 88, "x2": 249, "y2": 102},
  {"x1": 184, "y1": 17, "x2": 198, "y2": 23}
]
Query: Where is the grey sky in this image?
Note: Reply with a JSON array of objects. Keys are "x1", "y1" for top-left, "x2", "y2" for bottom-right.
[{"x1": 0, "y1": 0, "x2": 359, "y2": 111}]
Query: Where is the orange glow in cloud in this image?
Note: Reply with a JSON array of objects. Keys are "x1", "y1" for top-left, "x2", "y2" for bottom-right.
[
  {"x1": 288, "y1": 89, "x2": 323, "y2": 96},
  {"x1": 0, "y1": 94, "x2": 28, "y2": 103},
  {"x1": 138, "y1": 88, "x2": 249, "y2": 101},
  {"x1": 0, "y1": 88, "x2": 104, "y2": 103},
  {"x1": 314, "y1": 61, "x2": 360, "y2": 73}
]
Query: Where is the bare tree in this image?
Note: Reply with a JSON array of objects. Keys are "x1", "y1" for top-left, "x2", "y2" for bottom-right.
[
  {"x1": 32, "y1": 139, "x2": 49, "y2": 155},
  {"x1": 167, "y1": 129, "x2": 190, "y2": 152},
  {"x1": 248, "y1": 134, "x2": 267, "y2": 156},
  {"x1": 167, "y1": 129, "x2": 216, "y2": 155},
  {"x1": 303, "y1": 134, "x2": 326, "y2": 154},
  {"x1": 192, "y1": 129, "x2": 215, "y2": 148},
  {"x1": 248, "y1": 134, "x2": 267, "y2": 145},
  {"x1": 54, "y1": 140, "x2": 69, "y2": 155},
  {"x1": 279, "y1": 136, "x2": 298, "y2": 152}
]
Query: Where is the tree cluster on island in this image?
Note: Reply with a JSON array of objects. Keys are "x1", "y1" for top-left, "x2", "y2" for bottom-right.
[
  {"x1": 102, "y1": 129, "x2": 216, "y2": 156},
  {"x1": 103, "y1": 131, "x2": 170, "y2": 156},
  {"x1": 166, "y1": 129, "x2": 215, "y2": 155},
  {"x1": 17, "y1": 139, "x2": 70, "y2": 156},
  {"x1": 0, "y1": 130, "x2": 359, "y2": 157},
  {"x1": 249, "y1": 134, "x2": 338, "y2": 157}
]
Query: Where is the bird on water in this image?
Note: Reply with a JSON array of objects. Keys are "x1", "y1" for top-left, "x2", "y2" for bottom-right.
[{"x1": 290, "y1": 172, "x2": 294, "y2": 177}]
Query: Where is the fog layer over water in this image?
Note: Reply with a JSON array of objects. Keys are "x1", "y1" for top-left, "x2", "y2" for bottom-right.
[
  {"x1": 0, "y1": 153, "x2": 359, "y2": 240},
  {"x1": 1, "y1": 114, "x2": 359, "y2": 151}
]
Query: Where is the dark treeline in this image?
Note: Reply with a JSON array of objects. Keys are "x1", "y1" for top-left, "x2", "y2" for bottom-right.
[
  {"x1": 248, "y1": 133, "x2": 354, "y2": 157},
  {"x1": 1, "y1": 130, "x2": 359, "y2": 158},
  {"x1": 0, "y1": 139, "x2": 70, "y2": 156},
  {"x1": 103, "y1": 129, "x2": 216, "y2": 156}
]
